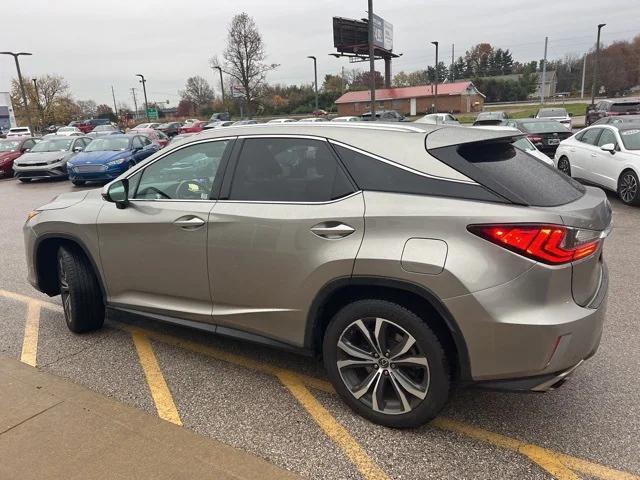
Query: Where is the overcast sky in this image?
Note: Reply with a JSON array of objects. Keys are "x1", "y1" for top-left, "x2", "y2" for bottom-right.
[{"x1": 1, "y1": 0, "x2": 637, "y2": 108}]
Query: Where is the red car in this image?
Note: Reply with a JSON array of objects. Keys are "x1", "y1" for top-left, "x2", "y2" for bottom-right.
[
  {"x1": 179, "y1": 120, "x2": 207, "y2": 134},
  {"x1": 0, "y1": 137, "x2": 38, "y2": 177},
  {"x1": 128, "y1": 128, "x2": 169, "y2": 148},
  {"x1": 76, "y1": 118, "x2": 111, "y2": 134}
]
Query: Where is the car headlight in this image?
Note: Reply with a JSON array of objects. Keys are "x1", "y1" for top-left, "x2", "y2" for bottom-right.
[
  {"x1": 48, "y1": 157, "x2": 64, "y2": 164},
  {"x1": 107, "y1": 157, "x2": 128, "y2": 166}
]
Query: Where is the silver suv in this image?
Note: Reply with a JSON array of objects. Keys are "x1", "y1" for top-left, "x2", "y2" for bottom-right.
[{"x1": 24, "y1": 123, "x2": 611, "y2": 427}]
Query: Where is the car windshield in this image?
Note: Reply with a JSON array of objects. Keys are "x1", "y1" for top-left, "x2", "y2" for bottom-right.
[
  {"x1": 0, "y1": 140, "x2": 20, "y2": 152},
  {"x1": 85, "y1": 137, "x2": 130, "y2": 152},
  {"x1": 521, "y1": 121, "x2": 569, "y2": 133},
  {"x1": 619, "y1": 129, "x2": 640, "y2": 150},
  {"x1": 58, "y1": 127, "x2": 75, "y2": 132},
  {"x1": 611, "y1": 102, "x2": 640, "y2": 113},
  {"x1": 30, "y1": 138, "x2": 73, "y2": 152},
  {"x1": 134, "y1": 124, "x2": 150, "y2": 129},
  {"x1": 538, "y1": 109, "x2": 567, "y2": 117}
]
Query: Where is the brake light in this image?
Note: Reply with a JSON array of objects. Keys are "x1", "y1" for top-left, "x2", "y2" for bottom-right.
[
  {"x1": 528, "y1": 135, "x2": 543, "y2": 143},
  {"x1": 606, "y1": 112, "x2": 620, "y2": 116},
  {"x1": 468, "y1": 224, "x2": 601, "y2": 265}
]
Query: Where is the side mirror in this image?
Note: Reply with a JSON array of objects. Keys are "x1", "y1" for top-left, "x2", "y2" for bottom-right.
[
  {"x1": 73, "y1": 146, "x2": 84, "y2": 152},
  {"x1": 23, "y1": 148, "x2": 30, "y2": 153},
  {"x1": 600, "y1": 143, "x2": 616, "y2": 154},
  {"x1": 102, "y1": 178, "x2": 129, "y2": 209},
  {"x1": 569, "y1": 112, "x2": 574, "y2": 117}
]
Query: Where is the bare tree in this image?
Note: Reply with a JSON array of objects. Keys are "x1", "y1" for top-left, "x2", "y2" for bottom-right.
[
  {"x1": 179, "y1": 76, "x2": 215, "y2": 112},
  {"x1": 211, "y1": 12, "x2": 278, "y2": 114},
  {"x1": 77, "y1": 99, "x2": 97, "y2": 118}
]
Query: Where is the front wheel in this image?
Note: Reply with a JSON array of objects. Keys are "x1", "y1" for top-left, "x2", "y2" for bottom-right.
[
  {"x1": 557, "y1": 156, "x2": 571, "y2": 176},
  {"x1": 618, "y1": 170, "x2": 640, "y2": 205},
  {"x1": 323, "y1": 299, "x2": 450, "y2": 428},
  {"x1": 71, "y1": 180, "x2": 85, "y2": 186}
]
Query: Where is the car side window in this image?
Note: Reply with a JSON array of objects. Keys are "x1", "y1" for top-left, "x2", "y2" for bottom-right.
[
  {"x1": 597, "y1": 129, "x2": 617, "y2": 147},
  {"x1": 132, "y1": 137, "x2": 144, "y2": 149},
  {"x1": 577, "y1": 128, "x2": 601, "y2": 145},
  {"x1": 140, "y1": 136, "x2": 152, "y2": 146},
  {"x1": 134, "y1": 140, "x2": 229, "y2": 200},
  {"x1": 23, "y1": 139, "x2": 35, "y2": 149},
  {"x1": 228, "y1": 138, "x2": 354, "y2": 202}
]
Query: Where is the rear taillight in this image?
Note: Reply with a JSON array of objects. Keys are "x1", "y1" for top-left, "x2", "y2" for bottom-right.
[
  {"x1": 468, "y1": 224, "x2": 601, "y2": 265},
  {"x1": 527, "y1": 135, "x2": 543, "y2": 143},
  {"x1": 606, "y1": 112, "x2": 620, "y2": 116}
]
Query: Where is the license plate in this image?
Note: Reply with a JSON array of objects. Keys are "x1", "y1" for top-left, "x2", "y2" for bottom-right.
[{"x1": 548, "y1": 138, "x2": 560, "y2": 145}]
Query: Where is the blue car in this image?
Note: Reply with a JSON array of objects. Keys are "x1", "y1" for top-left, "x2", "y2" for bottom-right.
[{"x1": 67, "y1": 134, "x2": 159, "y2": 185}]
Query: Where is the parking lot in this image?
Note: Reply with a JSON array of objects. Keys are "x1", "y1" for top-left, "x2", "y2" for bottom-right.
[{"x1": 0, "y1": 176, "x2": 638, "y2": 480}]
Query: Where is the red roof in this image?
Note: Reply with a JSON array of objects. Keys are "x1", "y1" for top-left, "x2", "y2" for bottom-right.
[{"x1": 335, "y1": 81, "x2": 478, "y2": 104}]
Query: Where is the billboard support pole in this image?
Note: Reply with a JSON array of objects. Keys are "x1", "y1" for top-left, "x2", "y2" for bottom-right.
[
  {"x1": 367, "y1": 0, "x2": 376, "y2": 118},
  {"x1": 384, "y1": 56, "x2": 391, "y2": 88}
]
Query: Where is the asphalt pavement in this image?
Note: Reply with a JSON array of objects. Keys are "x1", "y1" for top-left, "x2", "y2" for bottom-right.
[{"x1": 0, "y1": 176, "x2": 639, "y2": 480}]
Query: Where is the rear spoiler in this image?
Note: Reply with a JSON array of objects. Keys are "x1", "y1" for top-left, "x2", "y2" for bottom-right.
[{"x1": 425, "y1": 126, "x2": 525, "y2": 150}]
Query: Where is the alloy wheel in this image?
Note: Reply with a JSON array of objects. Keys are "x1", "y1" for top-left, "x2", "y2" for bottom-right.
[
  {"x1": 58, "y1": 256, "x2": 72, "y2": 319},
  {"x1": 558, "y1": 158, "x2": 570, "y2": 175},
  {"x1": 336, "y1": 318, "x2": 430, "y2": 415},
  {"x1": 620, "y1": 173, "x2": 638, "y2": 204}
]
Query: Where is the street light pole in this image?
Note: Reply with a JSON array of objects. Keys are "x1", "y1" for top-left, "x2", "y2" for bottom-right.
[
  {"x1": 367, "y1": 0, "x2": 376, "y2": 118},
  {"x1": 431, "y1": 41, "x2": 439, "y2": 113},
  {"x1": 32, "y1": 78, "x2": 43, "y2": 131},
  {"x1": 0, "y1": 51, "x2": 33, "y2": 133},
  {"x1": 214, "y1": 66, "x2": 225, "y2": 104},
  {"x1": 307, "y1": 56, "x2": 318, "y2": 111},
  {"x1": 136, "y1": 74, "x2": 149, "y2": 121},
  {"x1": 591, "y1": 23, "x2": 606, "y2": 107}
]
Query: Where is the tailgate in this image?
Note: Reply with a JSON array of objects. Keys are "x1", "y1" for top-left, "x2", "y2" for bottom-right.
[{"x1": 543, "y1": 186, "x2": 612, "y2": 307}]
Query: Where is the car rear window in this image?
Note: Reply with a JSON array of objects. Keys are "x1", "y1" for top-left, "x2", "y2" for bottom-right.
[
  {"x1": 611, "y1": 102, "x2": 640, "y2": 113},
  {"x1": 429, "y1": 140, "x2": 585, "y2": 207},
  {"x1": 520, "y1": 121, "x2": 570, "y2": 133}
]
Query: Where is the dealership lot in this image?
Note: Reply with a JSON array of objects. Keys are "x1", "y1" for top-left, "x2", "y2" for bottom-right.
[{"x1": 1, "y1": 177, "x2": 639, "y2": 480}]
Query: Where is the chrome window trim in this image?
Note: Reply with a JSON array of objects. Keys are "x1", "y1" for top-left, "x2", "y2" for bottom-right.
[
  {"x1": 216, "y1": 190, "x2": 362, "y2": 206},
  {"x1": 328, "y1": 139, "x2": 479, "y2": 185}
]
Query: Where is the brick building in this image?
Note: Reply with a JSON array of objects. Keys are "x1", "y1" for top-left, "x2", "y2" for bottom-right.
[{"x1": 334, "y1": 81, "x2": 485, "y2": 117}]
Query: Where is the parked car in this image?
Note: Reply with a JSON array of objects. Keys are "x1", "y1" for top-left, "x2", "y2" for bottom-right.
[
  {"x1": 179, "y1": 120, "x2": 208, "y2": 134},
  {"x1": 67, "y1": 134, "x2": 160, "y2": 186},
  {"x1": 555, "y1": 124, "x2": 640, "y2": 205},
  {"x1": 331, "y1": 116, "x2": 360, "y2": 122},
  {"x1": 313, "y1": 109, "x2": 328, "y2": 117},
  {"x1": 209, "y1": 112, "x2": 231, "y2": 122},
  {"x1": 414, "y1": 113, "x2": 461, "y2": 125},
  {"x1": 535, "y1": 107, "x2": 572, "y2": 128},
  {"x1": 298, "y1": 117, "x2": 329, "y2": 122},
  {"x1": 592, "y1": 114, "x2": 640, "y2": 126},
  {"x1": 203, "y1": 121, "x2": 234, "y2": 130},
  {"x1": 25, "y1": 123, "x2": 610, "y2": 428},
  {"x1": 12, "y1": 136, "x2": 91, "y2": 182},
  {"x1": 45, "y1": 124, "x2": 65, "y2": 134},
  {"x1": 6, "y1": 127, "x2": 32, "y2": 137},
  {"x1": 129, "y1": 127, "x2": 168, "y2": 148},
  {"x1": 0, "y1": 137, "x2": 39, "y2": 177},
  {"x1": 88, "y1": 125, "x2": 122, "y2": 137},
  {"x1": 504, "y1": 118, "x2": 572, "y2": 156},
  {"x1": 361, "y1": 110, "x2": 405, "y2": 122},
  {"x1": 77, "y1": 118, "x2": 111, "y2": 134},
  {"x1": 267, "y1": 118, "x2": 297, "y2": 124},
  {"x1": 132, "y1": 122, "x2": 161, "y2": 130},
  {"x1": 473, "y1": 126, "x2": 553, "y2": 165},
  {"x1": 55, "y1": 126, "x2": 84, "y2": 136},
  {"x1": 156, "y1": 122, "x2": 182, "y2": 137},
  {"x1": 231, "y1": 119, "x2": 259, "y2": 126},
  {"x1": 169, "y1": 133, "x2": 198, "y2": 143},
  {"x1": 586, "y1": 99, "x2": 640, "y2": 126},
  {"x1": 473, "y1": 111, "x2": 508, "y2": 126}
]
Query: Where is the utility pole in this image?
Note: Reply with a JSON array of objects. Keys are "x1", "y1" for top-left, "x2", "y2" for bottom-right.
[
  {"x1": 540, "y1": 36, "x2": 548, "y2": 105},
  {"x1": 580, "y1": 54, "x2": 587, "y2": 99},
  {"x1": 130, "y1": 88, "x2": 138, "y2": 118},
  {"x1": 111, "y1": 86, "x2": 118, "y2": 119},
  {"x1": 0, "y1": 51, "x2": 33, "y2": 133},
  {"x1": 450, "y1": 43, "x2": 455, "y2": 82},
  {"x1": 214, "y1": 66, "x2": 225, "y2": 104},
  {"x1": 367, "y1": 0, "x2": 376, "y2": 118},
  {"x1": 136, "y1": 74, "x2": 149, "y2": 121},
  {"x1": 431, "y1": 41, "x2": 439, "y2": 113},
  {"x1": 307, "y1": 56, "x2": 319, "y2": 111},
  {"x1": 32, "y1": 78, "x2": 43, "y2": 131},
  {"x1": 591, "y1": 23, "x2": 606, "y2": 107},
  {"x1": 341, "y1": 66, "x2": 345, "y2": 95}
]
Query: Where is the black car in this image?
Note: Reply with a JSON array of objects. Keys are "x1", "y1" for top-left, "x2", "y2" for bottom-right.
[
  {"x1": 157, "y1": 122, "x2": 182, "y2": 137},
  {"x1": 586, "y1": 99, "x2": 640, "y2": 126},
  {"x1": 361, "y1": 110, "x2": 405, "y2": 122},
  {"x1": 473, "y1": 111, "x2": 509, "y2": 126},
  {"x1": 592, "y1": 114, "x2": 640, "y2": 126},
  {"x1": 505, "y1": 118, "x2": 572, "y2": 156},
  {"x1": 209, "y1": 112, "x2": 231, "y2": 122}
]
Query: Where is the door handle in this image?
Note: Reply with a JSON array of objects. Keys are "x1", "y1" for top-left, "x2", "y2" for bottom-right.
[
  {"x1": 174, "y1": 216, "x2": 205, "y2": 229},
  {"x1": 311, "y1": 222, "x2": 355, "y2": 239}
]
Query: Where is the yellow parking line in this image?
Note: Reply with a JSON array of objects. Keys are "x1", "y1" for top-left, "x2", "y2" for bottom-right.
[
  {"x1": 278, "y1": 370, "x2": 389, "y2": 480},
  {"x1": 2, "y1": 289, "x2": 639, "y2": 480},
  {"x1": 131, "y1": 330, "x2": 182, "y2": 426},
  {"x1": 20, "y1": 301, "x2": 41, "y2": 367}
]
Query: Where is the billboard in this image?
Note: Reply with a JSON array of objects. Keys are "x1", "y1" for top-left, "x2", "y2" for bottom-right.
[
  {"x1": 333, "y1": 15, "x2": 393, "y2": 54},
  {"x1": 372, "y1": 15, "x2": 393, "y2": 51}
]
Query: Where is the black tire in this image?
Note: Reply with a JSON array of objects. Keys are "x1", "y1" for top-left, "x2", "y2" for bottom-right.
[
  {"x1": 57, "y1": 246, "x2": 105, "y2": 333},
  {"x1": 18, "y1": 178, "x2": 32, "y2": 183},
  {"x1": 71, "y1": 180, "x2": 85, "y2": 186},
  {"x1": 557, "y1": 156, "x2": 571, "y2": 176},
  {"x1": 618, "y1": 169, "x2": 640, "y2": 206},
  {"x1": 323, "y1": 299, "x2": 450, "y2": 428}
]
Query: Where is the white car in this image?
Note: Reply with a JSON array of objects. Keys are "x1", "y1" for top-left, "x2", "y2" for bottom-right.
[
  {"x1": 331, "y1": 116, "x2": 360, "y2": 122},
  {"x1": 55, "y1": 126, "x2": 83, "y2": 136},
  {"x1": 267, "y1": 118, "x2": 296, "y2": 123},
  {"x1": 473, "y1": 126, "x2": 553, "y2": 165},
  {"x1": 414, "y1": 113, "x2": 461, "y2": 126},
  {"x1": 6, "y1": 127, "x2": 32, "y2": 137},
  {"x1": 298, "y1": 117, "x2": 328, "y2": 122},
  {"x1": 554, "y1": 124, "x2": 640, "y2": 205},
  {"x1": 536, "y1": 107, "x2": 572, "y2": 128}
]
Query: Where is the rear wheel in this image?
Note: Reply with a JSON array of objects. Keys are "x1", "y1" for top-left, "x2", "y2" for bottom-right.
[
  {"x1": 323, "y1": 299, "x2": 450, "y2": 428},
  {"x1": 618, "y1": 170, "x2": 640, "y2": 205},
  {"x1": 71, "y1": 180, "x2": 85, "y2": 186},
  {"x1": 18, "y1": 178, "x2": 32, "y2": 183},
  {"x1": 57, "y1": 246, "x2": 105, "y2": 333},
  {"x1": 557, "y1": 156, "x2": 571, "y2": 176}
]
